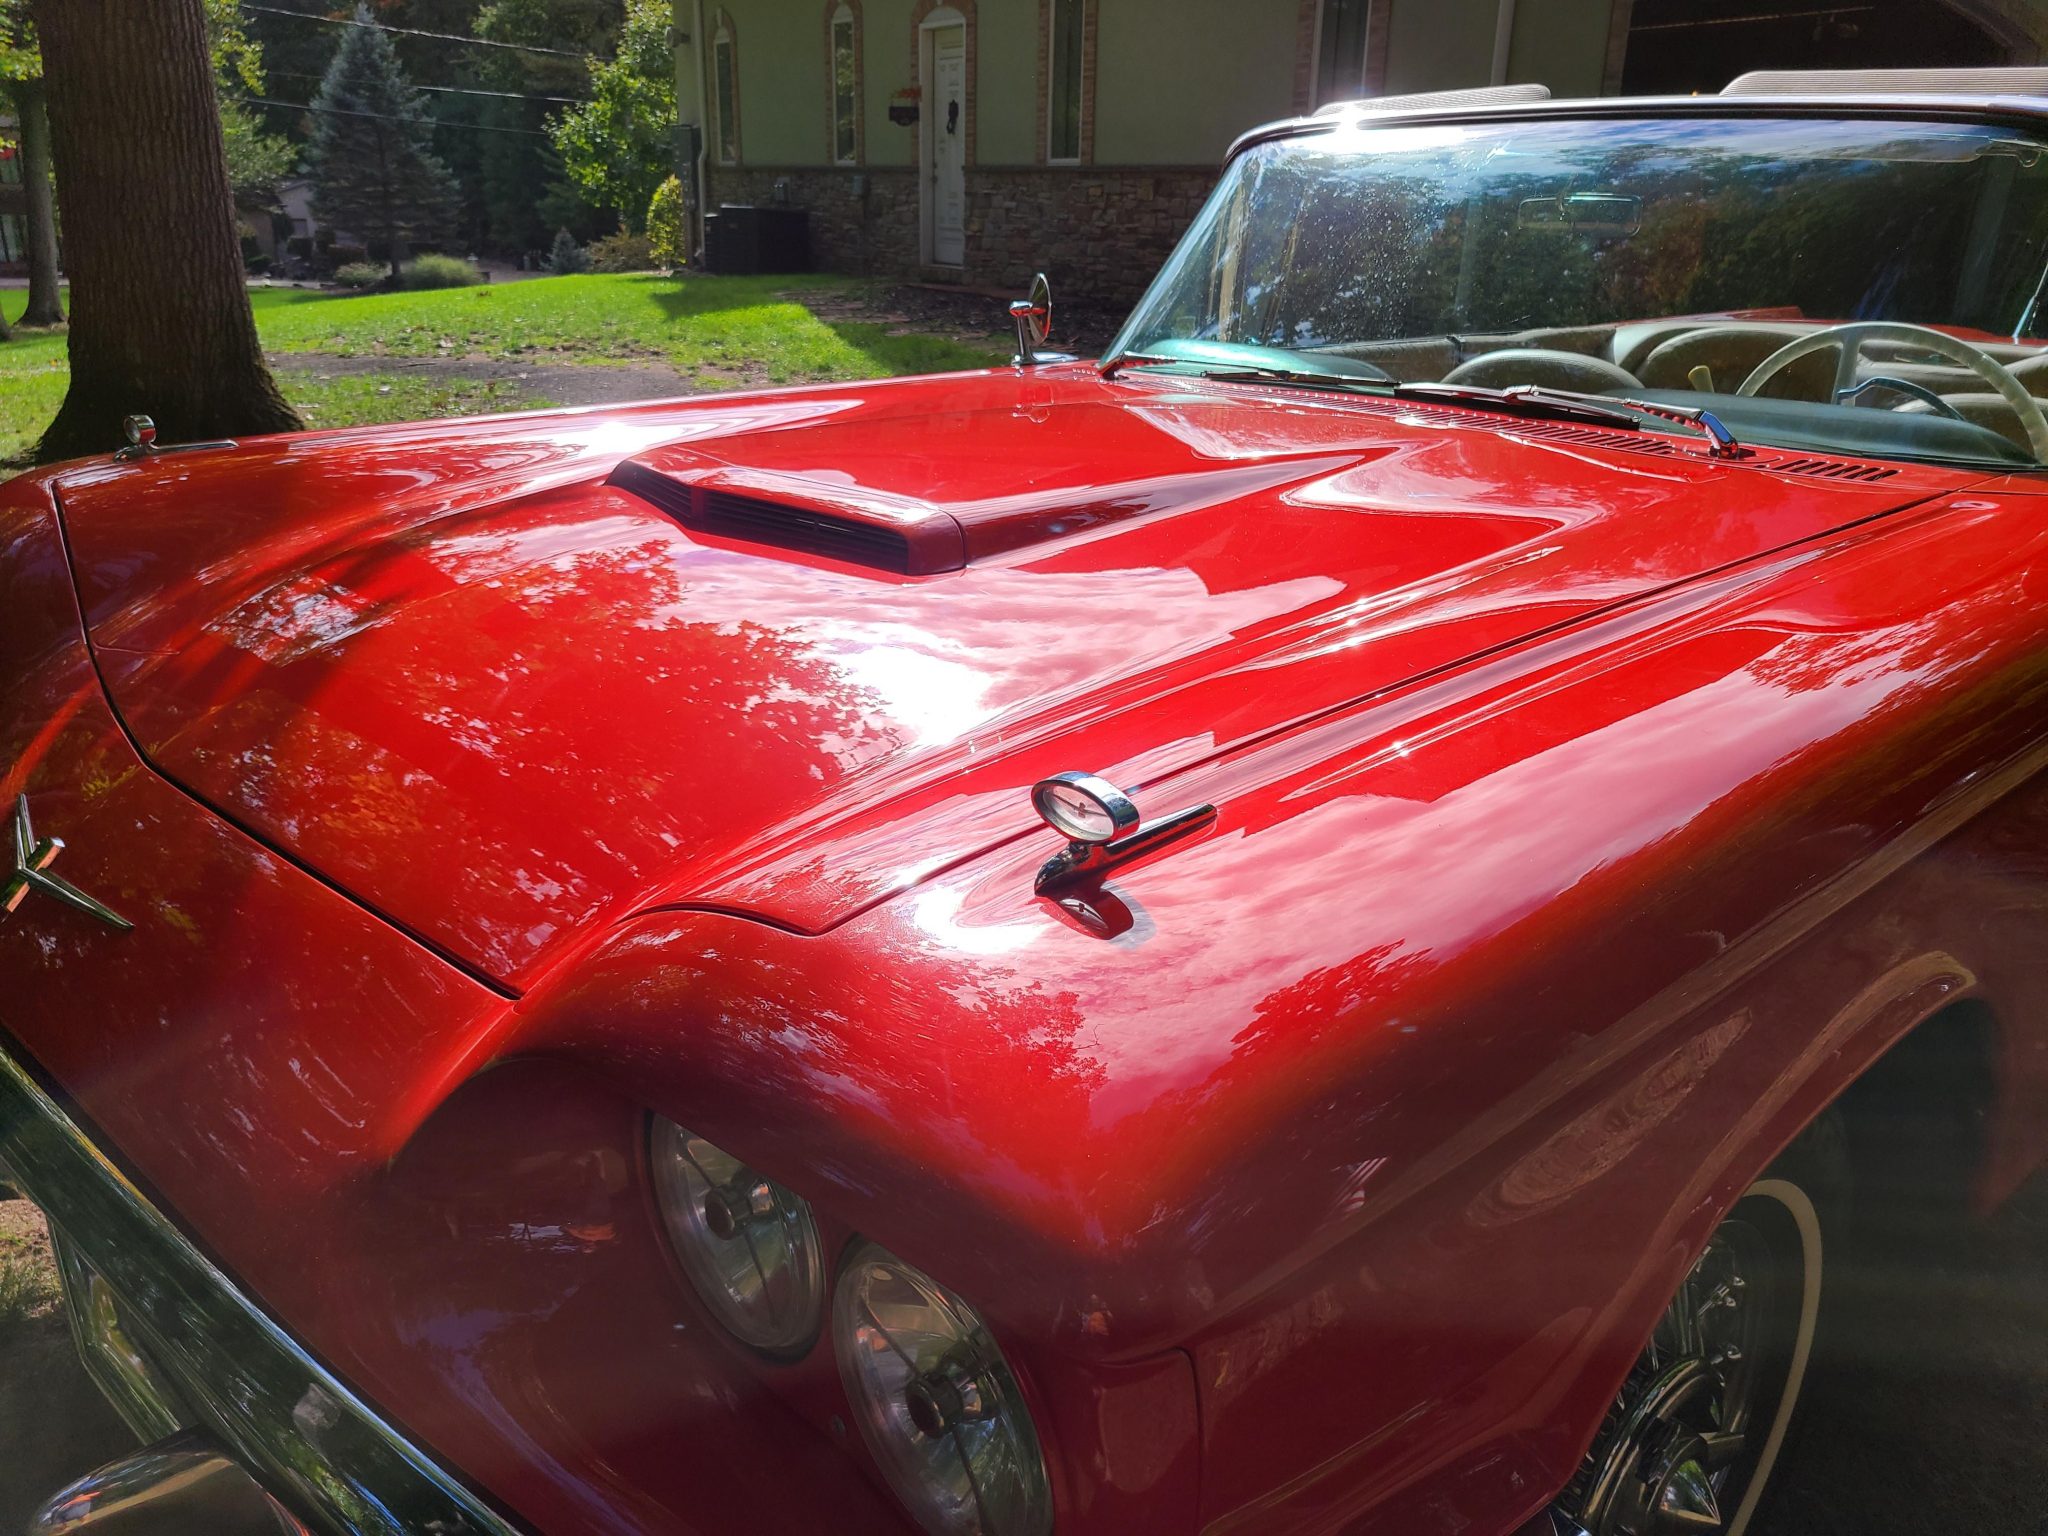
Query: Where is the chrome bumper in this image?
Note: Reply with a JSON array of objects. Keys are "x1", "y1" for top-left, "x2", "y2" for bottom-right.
[
  {"x1": 0, "y1": 1042, "x2": 521, "y2": 1536},
  {"x1": 28, "y1": 1431, "x2": 310, "y2": 1535}
]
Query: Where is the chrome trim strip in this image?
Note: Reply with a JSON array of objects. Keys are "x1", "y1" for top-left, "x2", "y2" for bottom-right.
[
  {"x1": 0, "y1": 1040, "x2": 523, "y2": 1536},
  {"x1": 1223, "y1": 94, "x2": 2048, "y2": 165}
]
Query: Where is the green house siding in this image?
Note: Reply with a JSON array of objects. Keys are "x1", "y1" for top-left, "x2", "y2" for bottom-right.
[
  {"x1": 680, "y1": 0, "x2": 1640, "y2": 300},
  {"x1": 975, "y1": 2, "x2": 1039, "y2": 164},
  {"x1": 1505, "y1": 0, "x2": 1617, "y2": 99},
  {"x1": 1380, "y1": 0, "x2": 1619, "y2": 98},
  {"x1": 696, "y1": 0, "x2": 1622, "y2": 174},
  {"x1": 1094, "y1": 0, "x2": 1298, "y2": 166},
  {"x1": 731, "y1": 7, "x2": 826, "y2": 164},
  {"x1": 1383, "y1": 0, "x2": 1500, "y2": 94},
  {"x1": 864, "y1": 0, "x2": 918, "y2": 167}
]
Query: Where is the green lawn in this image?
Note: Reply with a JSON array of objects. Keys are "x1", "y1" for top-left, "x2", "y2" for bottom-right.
[
  {"x1": 248, "y1": 273, "x2": 1002, "y2": 378},
  {"x1": 0, "y1": 274, "x2": 1005, "y2": 462}
]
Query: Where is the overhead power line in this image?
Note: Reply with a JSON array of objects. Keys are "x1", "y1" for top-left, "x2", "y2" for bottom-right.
[
  {"x1": 240, "y1": 95, "x2": 554, "y2": 136},
  {"x1": 240, "y1": 4, "x2": 595, "y2": 61},
  {"x1": 266, "y1": 67, "x2": 586, "y2": 104}
]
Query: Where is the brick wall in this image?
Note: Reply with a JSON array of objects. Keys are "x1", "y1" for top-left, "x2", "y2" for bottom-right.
[
  {"x1": 966, "y1": 168, "x2": 1212, "y2": 301},
  {"x1": 703, "y1": 163, "x2": 1213, "y2": 305},
  {"x1": 705, "y1": 166, "x2": 919, "y2": 277}
]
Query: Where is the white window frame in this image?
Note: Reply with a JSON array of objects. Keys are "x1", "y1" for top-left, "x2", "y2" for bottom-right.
[
  {"x1": 831, "y1": 4, "x2": 859, "y2": 167},
  {"x1": 1045, "y1": 0, "x2": 1084, "y2": 166}
]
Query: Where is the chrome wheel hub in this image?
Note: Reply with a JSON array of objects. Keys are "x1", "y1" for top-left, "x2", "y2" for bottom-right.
[{"x1": 1557, "y1": 1223, "x2": 1772, "y2": 1536}]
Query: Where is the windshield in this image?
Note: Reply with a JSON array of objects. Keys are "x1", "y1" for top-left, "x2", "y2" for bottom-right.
[{"x1": 1110, "y1": 114, "x2": 2048, "y2": 466}]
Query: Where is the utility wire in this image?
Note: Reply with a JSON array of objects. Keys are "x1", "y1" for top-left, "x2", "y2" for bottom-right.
[
  {"x1": 240, "y1": 4, "x2": 595, "y2": 61},
  {"x1": 239, "y1": 94, "x2": 555, "y2": 136},
  {"x1": 266, "y1": 67, "x2": 586, "y2": 104}
]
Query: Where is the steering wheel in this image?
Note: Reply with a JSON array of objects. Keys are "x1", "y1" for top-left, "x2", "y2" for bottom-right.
[{"x1": 1736, "y1": 321, "x2": 2048, "y2": 460}]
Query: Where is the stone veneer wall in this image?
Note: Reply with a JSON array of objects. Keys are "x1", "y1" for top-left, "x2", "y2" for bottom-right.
[{"x1": 703, "y1": 164, "x2": 1214, "y2": 306}]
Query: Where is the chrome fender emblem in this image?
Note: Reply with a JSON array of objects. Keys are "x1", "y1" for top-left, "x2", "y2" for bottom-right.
[{"x1": 3, "y1": 795, "x2": 133, "y2": 932}]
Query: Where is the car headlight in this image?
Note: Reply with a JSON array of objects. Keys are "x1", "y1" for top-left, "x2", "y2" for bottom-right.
[
  {"x1": 648, "y1": 1117, "x2": 825, "y2": 1355},
  {"x1": 833, "y1": 1242, "x2": 1053, "y2": 1536}
]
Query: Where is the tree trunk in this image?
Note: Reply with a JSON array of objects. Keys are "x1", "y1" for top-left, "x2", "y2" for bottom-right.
[
  {"x1": 12, "y1": 80, "x2": 66, "y2": 329},
  {"x1": 30, "y1": 0, "x2": 300, "y2": 464}
]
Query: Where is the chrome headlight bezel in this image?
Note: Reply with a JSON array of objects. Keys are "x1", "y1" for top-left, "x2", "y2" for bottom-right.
[
  {"x1": 646, "y1": 1116, "x2": 827, "y2": 1359},
  {"x1": 831, "y1": 1240, "x2": 1054, "y2": 1536}
]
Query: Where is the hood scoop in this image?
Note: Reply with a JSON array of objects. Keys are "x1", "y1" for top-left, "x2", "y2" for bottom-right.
[
  {"x1": 611, "y1": 444, "x2": 1356, "y2": 576},
  {"x1": 611, "y1": 459, "x2": 966, "y2": 574}
]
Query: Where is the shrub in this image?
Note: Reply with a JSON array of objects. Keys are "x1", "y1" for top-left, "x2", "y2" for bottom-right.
[
  {"x1": 548, "y1": 228, "x2": 590, "y2": 275},
  {"x1": 332, "y1": 261, "x2": 386, "y2": 290},
  {"x1": 647, "y1": 175, "x2": 685, "y2": 270},
  {"x1": 400, "y1": 253, "x2": 485, "y2": 289},
  {"x1": 587, "y1": 229, "x2": 654, "y2": 272},
  {"x1": 323, "y1": 242, "x2": 368, "y2": 271}
]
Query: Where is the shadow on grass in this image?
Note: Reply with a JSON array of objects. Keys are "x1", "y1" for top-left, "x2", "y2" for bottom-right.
[
  {"x1": 631, "y1": 270, "x2": 864, "y2": 321},
  {"x1": 631, "y1": 273, "x2": 1007, "y2": 376},
  {"x1": 824, "y1": 320, "x2": 1006, "y2": 377}
]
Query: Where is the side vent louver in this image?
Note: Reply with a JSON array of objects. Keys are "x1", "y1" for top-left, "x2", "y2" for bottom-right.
[
  {"x1": 611, "y1": 460, "x2": 963, "y2": 575},
  {"x1": 1500, "y1": 421, "x2": 1678, "y2": 457}
]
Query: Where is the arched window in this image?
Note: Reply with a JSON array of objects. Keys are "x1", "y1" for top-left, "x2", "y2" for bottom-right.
[
  {"x1": 829, "y1": 2, "x2": 860, "y2": 165},
  {"x1": 711, "y1": 13, "x2": 740, "y2": 166}
]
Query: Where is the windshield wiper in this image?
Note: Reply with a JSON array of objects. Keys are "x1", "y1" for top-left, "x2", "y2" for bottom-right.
[
  {"x1": 1103, "y1": 359, "x2": 1746, "y2": 460},
  {"x1": 1391, "y1": 381, "x2": 1644, "y2": 429},
  {"x1": 1190, "y1": 365, "x2": 1393, "y2": 392},
  {"x1": 1398, "y1": 383, "x2": 1746, "y2": 459},
  {"x1": 1099, "y1": 354, "x2": 1391, "y2": 391}
]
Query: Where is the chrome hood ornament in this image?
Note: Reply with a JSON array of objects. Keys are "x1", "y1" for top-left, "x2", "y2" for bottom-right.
[
  {"x1": 3, "y1": 795, "x2": 133, "y2": 931},
  {"x1": 1030, "y1": 771, "x2": 1215, "y2": 896}
]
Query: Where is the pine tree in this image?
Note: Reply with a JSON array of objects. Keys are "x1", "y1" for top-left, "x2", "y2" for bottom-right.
[
  {"x1": 548, "y1": 228, "x2": 588, "y2": 274},
  {"x1": 303, "y1": 5, "x2": 458, "y2": 281}
]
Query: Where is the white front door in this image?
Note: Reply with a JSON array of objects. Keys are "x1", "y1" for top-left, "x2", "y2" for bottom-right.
[{"x1": 926, "y1": 23, "x2": 966, "y2": 266}]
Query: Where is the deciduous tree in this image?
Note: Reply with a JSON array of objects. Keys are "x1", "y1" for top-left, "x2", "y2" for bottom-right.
[
  {"x1": 303, "y1": 4, "x2": 458, "y2": 280},
  {"x1": 547, "y1": 0, "x2": 672, "y2": 232},
  {"x1": 206, "y1": 0, "x2": 296, "y2": 207},
  {"x1": 29, "y1": 0, "x2": 299, "y2": 462},
  {"x1": 1, "y1": 5, "x2": 62, "y2": 328},
  {"x1": 475, "y1": 0, "x2": 618, "y2": 252}
]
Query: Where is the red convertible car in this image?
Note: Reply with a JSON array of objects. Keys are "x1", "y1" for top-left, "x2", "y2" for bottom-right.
[{"x1": 7, "y1": 65, "x2": 2048, "y2": 1536}]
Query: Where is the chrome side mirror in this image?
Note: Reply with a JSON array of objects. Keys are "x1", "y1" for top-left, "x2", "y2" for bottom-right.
[
  {"x1": 112, "y1": 414, "x2": 239, "y2": 463},
  {"x1": 115, "y1": 414, "x2": 159, "y2": 460},
  {"x1": 1009, "y1": 273, "x2": 1076, "y2": 367}
]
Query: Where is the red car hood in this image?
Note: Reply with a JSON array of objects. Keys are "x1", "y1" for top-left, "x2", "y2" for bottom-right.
[{"x1": 53, "y1": 369, "x2": 1950, "y2": 989}]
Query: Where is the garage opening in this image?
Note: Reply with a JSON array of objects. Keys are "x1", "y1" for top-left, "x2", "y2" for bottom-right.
[{"x1": 1620, "y1": 0, "x2": 2027, "y2": 97}]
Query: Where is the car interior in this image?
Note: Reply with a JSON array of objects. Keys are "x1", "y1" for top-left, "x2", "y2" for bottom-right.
[{"x1": 1289, "y1": 319, "x2": 2048, "y2": 464}]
